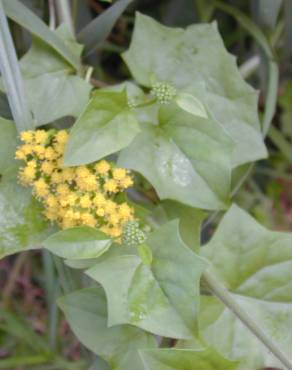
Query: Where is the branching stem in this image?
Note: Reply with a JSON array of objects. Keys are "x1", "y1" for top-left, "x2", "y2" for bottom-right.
[{"x1": 203, "y1": 269, "x2": 292, "y2": 370}]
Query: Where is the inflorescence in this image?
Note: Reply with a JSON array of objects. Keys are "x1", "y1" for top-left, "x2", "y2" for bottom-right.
[
  {"x1": 15, "y1": 129, "x2": 135, "y2": 239},
  {"x1": 151, "y1": 81, "x2": 177, "y2": 105}
]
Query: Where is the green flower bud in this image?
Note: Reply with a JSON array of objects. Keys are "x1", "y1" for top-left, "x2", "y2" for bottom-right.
[
  {"x1": 122, "y1": 220, "x2": 147, "y2": 247},
  {"x1": 151, "y1": 81, "x2": 177, "y2": 104}
]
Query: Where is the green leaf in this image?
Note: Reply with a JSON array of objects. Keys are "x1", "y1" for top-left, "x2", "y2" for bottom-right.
[
  {"x1": 0, "y1": 118, "x2": 18, "y2": 178},
  {"x1": 86, "y1": 221, "x2": 208, "y2": 339},
  {"x1": 118, "y1": 98, "x2": 234, "y2": 209},
  {"x1": 86, "y1": 254, "x2": 191, "y2": 339},
  {"x1": 77, "y1": 0, "x2": 133, "y2": 55},
  {"x1": 138, "y1": 348, "x2": 238, "y2": 370},
  {"x1": 19, "y1": 25, "x2": 91, "y2": 126},
  {"x1": 123, "y1": 13, "x2": 267, "y2": 167},
  {"x1": 160, "y1": 200, "x2": 206, "y2": 252},
  {"x1": 3, "y1": 0, "x2": 80, "y2": 70},
  {"x1": 43, "y1": 227, "x2": 112, "y2": 260},
  {"x1": 175, "y1": 93, "x2": 208, "y2": 118},
  {"x1": 0, "y1": 181, "x2": 52, "y2": 259},
  {"x1": 201, "y1": 204, "x2": 292, "y2": 368},
  {"x1": 0, "y1": 2, "x2": 33, "y2": 132},
  {"x1": 58, "y1": 287, "x2": 156, "y2": 366},
  {"x1": 0, "y1": 119, "x2": 52, "y2": 259},
  {"x1": 64, "y1": 90, "x2": 140, "y2": 166}
]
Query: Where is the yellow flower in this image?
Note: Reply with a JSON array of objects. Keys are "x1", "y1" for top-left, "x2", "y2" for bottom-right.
[
  {"x1": 33, "y1": 145, "x2": 46, "y2": 158},
  {"x1": 35, "y1": 130, "x2": 48, "y2": 144},
  {"x1": 76, "y1": 166, "x2": 91, "y2": 178},
  {"x1": 62, "y1": 168, "x2": 75, "y2": 182},
  {"x1": 51, "y1": 171, "x2": 63, "y2": 184},
  {"x1": 80, "y1": 194, "x2": 92, "y2": 208},
  {"x1": 80, "y1": 213, "x2": 96, "y2": 227},
  {"x1": 108, "y1": 213, "x2": 120, "y2": 225},
  {"x1": 62, "y1": 218, "x2": 77, "y2": 229},
  {"x1": 108, "y1": 227, "x2": 122, "y2": 238},
  {"x1": 96, "y1": 208, "x2": 105, "y2": 217},
  {"x1": 15, "y1": 149, "x2": 26, "y2": 160},
  {"x1": 93, "y1": 193, "x2": 106, "y2": 207},
  {"x1": 27, "y1": 160, "x2": 37, "y2": 168},
  {"x1": 104, "y1": 179, "x2": 118, "y2": 193},
  {"x1": 34, "y1": 179, "x2": 49, "y2": 197},
  {"x1": 119, "y1": 203, "x2": 133, "y2": 219},
  {"x1": 104, "y1": 200, "x2": 117, "y2": 214},
  {"x1": 82, "y1": 174, "x2": 98, "y2": 191},
  {"x1": 20, "y1": 131, "x2": 34, "y2": 143},
  {"x1": 119, "y1": 176, "x2": 133, "y2": 189},
  {"x1": 66, "y1": 192, "x2": 78, "y2": 206},
  {"x1": 41, "y1": 161, "x2": 54, "y2": 175},
  {"x1": 56, "y1": 183, "x2": 70, "y2": 196},
  {"x1": 95, "y1": 160, "x2": 110, "y2": 174},
  {"x1": 22, "y1": 144, "x2": 34, "y2": 156},
  {"x1": 45, "y1": 195, "x2": 58, "y2": 208},
  {"x1": 44, "y1": 147, "x2": 57, "y2": 160},
  {"x1": 112, "y1": 168, "x2": 127, "y2": 180},
  {"x1": 55, "y1": 130, "x2": 68, "y2": 145},
  {"x1": 20, "y1": 165, "x2": 36, "y2": 183},
  {"x1": 44, "y1": 208, "x2": 58, "y2": 221},
  {"x1": 15, "y1": 129, "x2": 135, "y2": 238}
]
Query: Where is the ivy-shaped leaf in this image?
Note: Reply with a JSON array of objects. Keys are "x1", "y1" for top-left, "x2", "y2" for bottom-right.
[
  {"x1": 64, "y1": 90, "x2": 140, "y2": 166},
  {"x1": 43, "y1": 226, "x2": 112, "y2": 260},
  {"x1": 118, "y1": 98, "x2": 234, "y2": 209},
  {"x1": 201, "y1": 204, "x2": 292, "y2": 368},
  {"x1": 0, "y1": 119, "x2": 52, "y2": 259},
  {"x1": 159, "y1": 200, "x2": 206, "y2": 252},
  {"x1": 122, "y1": 13, "x2": 267, "y2": 167},
  {"x1": 59, "y1": 287, "x2": 237, "y2": 370},
  {"x1": 58, "y1": 287, "x2": 157, "y2": 368},
  {"x1": 86, "y1": 221, "x2": 208, "y2": 339},
  {"x1": 19, "y1": 25, "x2": 91, "y2": 126}
]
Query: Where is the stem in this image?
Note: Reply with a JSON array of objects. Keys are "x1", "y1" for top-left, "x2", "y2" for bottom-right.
[
  {"x1": 53, "y1": 256, "x2": 73, "y2": 294},
  {"x1": 48, "y1": 0, "x2": 56, "y2": 30},
  {"x1": 56, "y1": 0, "x2": 74, "y2": 35},
  {"x1": 203, "y1": 270, "x2": 292, "y2": 370},
  {"x1": 42, "y1": 250, "x2": 60, "y2": 350}
]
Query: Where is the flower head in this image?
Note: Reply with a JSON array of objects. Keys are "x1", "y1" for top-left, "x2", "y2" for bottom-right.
[{"x1": 15, "y1": 129, "x2": 135, "y2": 240}]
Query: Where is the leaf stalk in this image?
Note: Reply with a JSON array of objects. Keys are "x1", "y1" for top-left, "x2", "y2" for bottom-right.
[{"x1": 203, "y1": 269, "x2": 292, "y2": 370}]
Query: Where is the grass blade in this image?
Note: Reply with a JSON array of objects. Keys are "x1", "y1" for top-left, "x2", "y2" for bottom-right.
[
  {"x1": 3, "y1": 0, "x2": 80, "y2": 70},
  {"x1": 0, "y1": 0, "x2": 33, "y2": 132},
  {"x1": 77, "y1": 0, "x2": 133, "y2": 55}
]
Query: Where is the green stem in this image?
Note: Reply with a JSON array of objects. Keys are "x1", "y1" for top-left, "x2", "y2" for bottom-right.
[
  {"x1": 203, "y1": 270, "x2": 292, "y2": 370},
  {"x1": 42, "y1": 250, "x2": 60, "y2": 350},
  {"x1": 56, "y1": 0, "x2": 74, "y2": 35},
  {"x1": 53, "y1": 256, "x2": 73, "y2": 294}
]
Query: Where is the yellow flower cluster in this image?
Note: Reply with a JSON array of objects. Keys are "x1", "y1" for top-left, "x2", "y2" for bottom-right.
[{"x1": 15, "y1": 130, "x2": 135, "y2": 238}]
